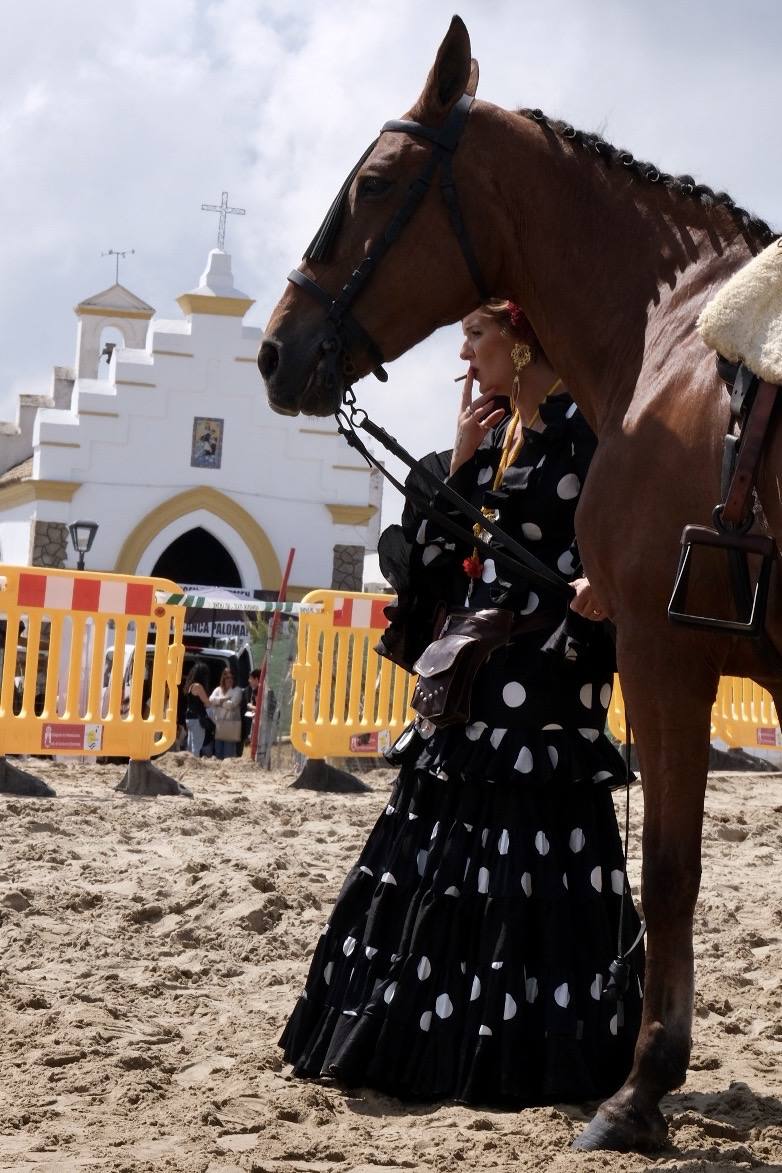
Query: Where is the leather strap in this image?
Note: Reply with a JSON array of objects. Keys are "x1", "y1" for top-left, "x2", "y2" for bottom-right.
[{"x1": 720, "y1": 379, "x2": 779, "y2": 528}]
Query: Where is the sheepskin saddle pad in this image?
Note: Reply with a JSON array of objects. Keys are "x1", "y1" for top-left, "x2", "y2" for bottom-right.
[{"x1": 698, "y1": 238, "x2": 782, "y2": 385}]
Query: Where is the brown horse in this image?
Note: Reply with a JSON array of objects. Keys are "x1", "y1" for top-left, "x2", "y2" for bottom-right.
[{"x1": 258, "y1": 16, "x2": 781, "y2": 1153}]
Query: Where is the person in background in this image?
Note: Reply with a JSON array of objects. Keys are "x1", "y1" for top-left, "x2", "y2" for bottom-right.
[
  {"x1": 183, "y1": 661, "x2": 212, "y2": 757},
  {"x1": 209, "y1": 668, "x2": 243, "y2": 759},
  {"x1": 242, "y1": 668, "x2": 262, "y2": 745}
]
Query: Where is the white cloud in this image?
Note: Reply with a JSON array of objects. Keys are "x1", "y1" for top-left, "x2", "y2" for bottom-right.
[{"x1": 1, "y1": 0, "x2": 780, "y2": 533}]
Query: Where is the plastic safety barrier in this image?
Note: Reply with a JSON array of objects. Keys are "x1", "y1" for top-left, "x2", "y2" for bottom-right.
[
  {"x1": 0, "y1": 565, "x2": 184, "y2": 760},
  {"x1": 607, "y1": 673, "x2": 779, "y2": 751},
  {"x1": 291, "y1": 588, "x2": 781, "y2": 758},
  {"x1": 290, "y1": 589, "x2": 415, "y2": 757}
]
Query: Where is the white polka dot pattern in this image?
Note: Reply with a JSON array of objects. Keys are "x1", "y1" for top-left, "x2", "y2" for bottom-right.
[
  {"x1": 554, "y1": 982, "x2": 570, "y2": 1008},
  {"x1": 514, "y1": 746, "x2": 533, "y2": 773},
  {"x1": 481, "y1": 558, "x2": 497, "y2": 583},
  {"x1": 557, "y1": 473, "x2": 580, "y2": 499},
  {"x1": 435, "y1": 993, "x2": 453, "y2": 1019},
  {"x1": 466, "y1": 721, "x2": 487, "y2": 741},
  {"x1": 521, "y1": 521, "x2": 542, "y2": 540},
  {"x1": 502, "y1": 681, "x2": 526, "y2": 708}
]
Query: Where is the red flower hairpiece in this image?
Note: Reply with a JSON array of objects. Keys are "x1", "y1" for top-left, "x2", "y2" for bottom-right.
[{"x1": 507, "y1": 302, "x2": 527, "y2": 329}]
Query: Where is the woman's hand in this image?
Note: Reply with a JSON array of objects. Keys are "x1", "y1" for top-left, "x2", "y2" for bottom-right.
[
  {"x1": 569, "y1": 577, "x2": 610, "y2": 622},
  {"x1": 450, "y1": 369, "x2": 507, "y2": 475}
]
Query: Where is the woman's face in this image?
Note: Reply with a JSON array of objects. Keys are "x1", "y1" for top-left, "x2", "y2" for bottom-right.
[{"x1": 460, "y1": 311, "x2": 513, "y2": 395}]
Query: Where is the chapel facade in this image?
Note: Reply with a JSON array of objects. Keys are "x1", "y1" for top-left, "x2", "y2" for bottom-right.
[{"x1": 0, "y1": 250, "x2": 381, "y2": 597}]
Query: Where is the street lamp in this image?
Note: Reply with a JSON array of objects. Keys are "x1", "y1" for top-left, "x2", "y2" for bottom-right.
[{"x1": 69, "y1": 521, "x2": 99, "y2": 571}]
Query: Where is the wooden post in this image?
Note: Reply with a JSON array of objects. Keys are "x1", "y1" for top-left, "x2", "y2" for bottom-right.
[{"x1": 250, "y1": 548, "x2": 295, "y2": 763}]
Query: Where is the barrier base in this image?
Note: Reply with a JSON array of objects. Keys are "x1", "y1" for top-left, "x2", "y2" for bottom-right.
[
  {"x1": 116, "y1": 759, "x2": 193, "y2": 799},
  {"x1": 0, "y1": 757, "x2": 56, "y2": 798},
  {"x1": 290, "y1": 758, "x2": 370, "y2": 794}
]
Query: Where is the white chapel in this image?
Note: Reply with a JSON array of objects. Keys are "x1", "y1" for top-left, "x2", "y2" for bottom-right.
[{"x1": 0, "y1": 250, "x2": 382, "y2": 598}]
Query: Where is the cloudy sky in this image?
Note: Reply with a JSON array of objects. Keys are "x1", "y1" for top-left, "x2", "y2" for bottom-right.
[{"x1": 2, "y1": 0, "x2": 780, "y2": 539}]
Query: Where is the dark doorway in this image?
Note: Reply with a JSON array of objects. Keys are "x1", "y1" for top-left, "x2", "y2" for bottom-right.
[{"x1": 151, "y1": 526, "x2": 242, "y2": 587}]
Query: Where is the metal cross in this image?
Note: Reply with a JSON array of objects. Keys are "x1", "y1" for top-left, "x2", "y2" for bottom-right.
[
  {"x1": 200, "y1": 192, "x2": 246, "y2": 250},
  {"x1": 102, "y1": 248, "x2": 135, "y2": 283}
]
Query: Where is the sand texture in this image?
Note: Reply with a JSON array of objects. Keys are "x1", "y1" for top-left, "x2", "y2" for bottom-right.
[{"x1": 0, "y1": 756, "x2": 781, "y2": 1172}]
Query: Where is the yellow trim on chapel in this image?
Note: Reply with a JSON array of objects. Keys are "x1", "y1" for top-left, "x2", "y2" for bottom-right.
[
  {"x1": 114, "y1": 487, "x2": 282, "y2": 588},
  {"x1": 0, "y1": 480, "x2": 81, "y2": 508},
  {"x1": 325, "y1": 504, "x2": 378, "y2": 526},
  {"x1": 176, "y1": 293, "x2": 255, "y2": 318},
  {"x1": 76, "y1": 307, "x2": 154, "y2": 320}
]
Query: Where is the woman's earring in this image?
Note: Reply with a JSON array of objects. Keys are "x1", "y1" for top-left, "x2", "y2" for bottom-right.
[
  {"x1": 511, "y1": 342, "x2": 532, "y2": 372},
  {"x1": 510, "y1": 342, "x2": 532, "y2": 404}
]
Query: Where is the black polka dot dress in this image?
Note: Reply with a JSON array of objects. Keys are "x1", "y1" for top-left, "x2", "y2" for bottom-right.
[{"x1": 279, "y1": 393, "x2": 644, "y2": 1106}]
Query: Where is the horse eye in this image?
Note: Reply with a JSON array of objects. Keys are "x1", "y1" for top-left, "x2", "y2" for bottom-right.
[{"x1": 358, "y1": 175, "x2": 393, "y2": 200}]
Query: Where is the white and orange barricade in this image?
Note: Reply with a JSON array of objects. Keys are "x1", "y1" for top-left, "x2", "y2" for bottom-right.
[
  {"x1": 0, "y1": 565, "x2": 184, "y2": 760},
  {"x1": 290, "y1": 588, "x2": 415, "y2": 758}
]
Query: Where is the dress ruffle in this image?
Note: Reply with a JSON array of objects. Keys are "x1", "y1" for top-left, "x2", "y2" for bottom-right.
[
  {"x1": 280, "y1": 754, "x2": 643, "y2": 1105},
  {"x1": 387, "y1": 719, "x2": 626, "y2": 791}
]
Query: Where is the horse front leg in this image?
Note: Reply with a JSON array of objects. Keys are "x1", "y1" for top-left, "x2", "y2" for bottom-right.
[{"x1": 574, "y1": 653, "x2": 717, "y2": 1152}]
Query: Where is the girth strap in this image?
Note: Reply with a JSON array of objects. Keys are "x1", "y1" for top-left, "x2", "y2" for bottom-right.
[{"x1": 719, "y1": 378, "x2": 780, "y2": 530}]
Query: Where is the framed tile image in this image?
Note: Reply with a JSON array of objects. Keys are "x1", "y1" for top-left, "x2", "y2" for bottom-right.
[{"x1": 191, "y1": 416, "x2": 224, "y2": 469}]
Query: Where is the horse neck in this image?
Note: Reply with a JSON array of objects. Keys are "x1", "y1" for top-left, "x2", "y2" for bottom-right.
[{"x1": 475, "y1": 107, "x2": 758, "y2": 432}]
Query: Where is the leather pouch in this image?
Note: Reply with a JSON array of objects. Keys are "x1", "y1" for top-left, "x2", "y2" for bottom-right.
[{"x1": 411, "y1": 608, "x2": 515, "y2": 728}]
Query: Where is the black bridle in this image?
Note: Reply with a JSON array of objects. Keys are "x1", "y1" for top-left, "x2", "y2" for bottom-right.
[
  {"x1": 287, "y1": 89, "x2": 575, "y2": 601},
  {"x1": 288, "y1": 92, "x2": 489, "y2": 391}
]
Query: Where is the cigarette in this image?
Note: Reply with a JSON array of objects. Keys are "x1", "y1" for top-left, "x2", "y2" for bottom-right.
[{"x1": 454, "y1": 373, "x2": 468, "y2": 383}]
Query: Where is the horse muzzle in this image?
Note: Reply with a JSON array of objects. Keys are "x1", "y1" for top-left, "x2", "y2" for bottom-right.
[{"x1": 258, "y1": 332, "x2": 344, "y2": 418}]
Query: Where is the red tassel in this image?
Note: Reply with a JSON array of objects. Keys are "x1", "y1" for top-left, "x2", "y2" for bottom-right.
[{"x1": 462, "y1": 554, "x2": 483, "y2": 579}]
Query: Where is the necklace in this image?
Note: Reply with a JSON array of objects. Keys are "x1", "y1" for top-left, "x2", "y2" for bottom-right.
[{"x1": 463, "y1": 377, "x2": 563, "y2": 581}]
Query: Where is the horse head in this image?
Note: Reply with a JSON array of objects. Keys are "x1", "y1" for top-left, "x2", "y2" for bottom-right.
[{"x1": 259, "y1": 17, "x2": 497, "y2": 417}]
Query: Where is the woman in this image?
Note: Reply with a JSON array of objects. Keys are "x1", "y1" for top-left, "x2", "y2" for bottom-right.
[
  {"x1": 209, "y1": 668, "x2": 243, "y2": 759},
  {"x1": 183, "y1": 661, "x2": 212, "y2": 757},
  {"x1": 279, "y1": 302, "x2": 643, "y2": 1106}
]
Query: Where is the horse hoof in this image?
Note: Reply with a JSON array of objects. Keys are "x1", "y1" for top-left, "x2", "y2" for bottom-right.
[{"x1": 572, "y1": 1105, "x2": 668, "y2": 1153}]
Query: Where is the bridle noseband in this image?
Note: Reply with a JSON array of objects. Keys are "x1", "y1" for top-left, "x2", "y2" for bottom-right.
[{"x1": 288, "y1": 92, "x2": 489, "y2": 391}]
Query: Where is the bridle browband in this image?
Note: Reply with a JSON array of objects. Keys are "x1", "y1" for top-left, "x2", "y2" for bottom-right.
[{"x1": 287, "y1": 92, "x2": 489, "y2": 389}]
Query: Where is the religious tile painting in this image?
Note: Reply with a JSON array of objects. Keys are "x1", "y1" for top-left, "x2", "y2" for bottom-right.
[{"x1": 191, "y1": 416, "x2": 224, "y2": 469}]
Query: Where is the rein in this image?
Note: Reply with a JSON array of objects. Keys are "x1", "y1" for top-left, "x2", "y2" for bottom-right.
[
  {"x1": 288, "y1": 92, "x2": 489, "y2": 390},
  {"x1": 336, "y1": 391, "x2": 574, "y2": 600}
]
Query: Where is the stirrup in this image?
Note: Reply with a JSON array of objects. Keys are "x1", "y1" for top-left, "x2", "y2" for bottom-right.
[{"x1": 668, "y1": 523, "x2": 776, "y2": 635}]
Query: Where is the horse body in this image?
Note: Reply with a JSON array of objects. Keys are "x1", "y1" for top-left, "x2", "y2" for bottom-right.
[{"x1": 259, "y1": 18, "x2": 780, "y2": 1150}]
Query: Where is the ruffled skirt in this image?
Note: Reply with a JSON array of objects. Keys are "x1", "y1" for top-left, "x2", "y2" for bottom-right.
[{"x1": 279, "y1": 722, "x2": 643, "y2": 1107}]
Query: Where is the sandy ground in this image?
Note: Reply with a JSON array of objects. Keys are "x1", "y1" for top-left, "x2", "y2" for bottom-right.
[{"x1": 0, "y1": 755, "x2": 781, "y2": 1173}]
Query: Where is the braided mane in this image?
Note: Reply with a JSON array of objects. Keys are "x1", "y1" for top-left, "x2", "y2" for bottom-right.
[{"x1": 518, "y1": 108, "x2": 778, "y2": 247}]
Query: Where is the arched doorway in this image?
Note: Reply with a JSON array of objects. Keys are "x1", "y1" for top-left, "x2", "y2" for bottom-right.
[{"x1": 151, "y1": 526, "x2": 242, "y2": 587}]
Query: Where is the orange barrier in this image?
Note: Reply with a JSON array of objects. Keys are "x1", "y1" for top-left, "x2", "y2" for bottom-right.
[
  {"x1": 290, "y1": 589, "x2": 415, "y2": 757},
  {"x1": 0, "y1": 565, "x2": 184, "y2": 760},
  {"x1": 607, "y1": 674, "x2": 779, "y2": 751}
]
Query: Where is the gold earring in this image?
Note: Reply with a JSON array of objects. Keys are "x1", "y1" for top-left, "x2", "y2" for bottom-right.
[
  {"x1": 510, "y1": 342, "x2": 532, "y2": 406},
  {"x1": 511, "y1": 342, "x2": 532, "y2": 373}
]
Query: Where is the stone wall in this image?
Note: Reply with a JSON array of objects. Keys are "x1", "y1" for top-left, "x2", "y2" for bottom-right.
[
  {"x1": 31, "y1": 521, "x2": 69, "y2": 568},
  {"x1": 331, "y1": 544, "x2": 363, "y2": 591}
]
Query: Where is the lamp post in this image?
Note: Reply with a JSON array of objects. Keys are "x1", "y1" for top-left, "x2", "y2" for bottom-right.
[{"x1": 69, "y1": 521, "x2": 99, "y2": 571}]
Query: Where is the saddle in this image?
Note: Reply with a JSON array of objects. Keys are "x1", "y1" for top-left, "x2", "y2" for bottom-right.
[{"x1": 669, "y1": 239, "x2": 782, "y2": 641}]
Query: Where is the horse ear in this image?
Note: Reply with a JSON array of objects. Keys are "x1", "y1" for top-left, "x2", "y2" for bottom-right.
[
  {"x1": 415, "y1": 16, "x2": 473, "y2": 116},
  {"x1": 465, "y1": 58, "x2": 479, "y2": 97}
]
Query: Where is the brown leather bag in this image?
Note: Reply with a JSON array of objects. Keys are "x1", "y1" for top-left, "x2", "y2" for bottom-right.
[{"x1": 411, "y1": 608, "x2": 516, "y2": 728}]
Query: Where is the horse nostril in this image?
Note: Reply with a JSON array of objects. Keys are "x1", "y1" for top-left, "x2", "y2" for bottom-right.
[{"x1": 258, "y1": 340, "x2": 280, "y2": 380}]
